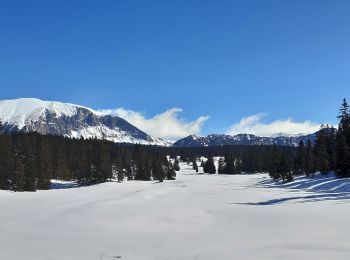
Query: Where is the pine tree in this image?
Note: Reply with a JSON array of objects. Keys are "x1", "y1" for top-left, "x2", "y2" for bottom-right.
[
  {"x1": 304, "y1": 139, "x2": 315, "y2": 177},
  {"x1": 203, "y1": 157, "x2": 216, "y2": 174},
  {"x1": 338, "y1": 98, "x2": 350, "y2": 141},
  {"x1": 192, "y1": 159, "x2": 199, "y2": 172},
  {"x1": 0, "y1": 120, "x2": 4, "y2": 134},
  {"x1": 174, "y1": 159, "x2": 180, "y2": 171},
  {"x1": 269, "y1": 145, "x2": 281, "y2": 180},
  {"x1": 152, "y1": 158, "x2": 165, "y2": 182},
  {"x1": 294, "y1": 140, "x2": 306, "y2": 175},
  {"x1": 37, "y1": 138, "x2": 53, "y2": 189},
  {"x1": 278, "y1": 155, "x2": 292, "y2": 182},
  {"x1": 234, "y1": 158, "x2": 242, "y2": 174},
  {"x1": 336, "y1": 133, "x2": 350, "y2": 178},
  {"x1": 23, "y1": 138, "x2": 37, "y2": 191},
  {"x1": 223, "y1": 154, "x2": 235, "y2": 174},
  {"x1": 13, "y1": 156, "x2": 25, "y2": 191},
  {"x1": 314, "y1": 127, "x2": 330, "y2": 174},
  {"x1": 115, "y1": 157, "x2": 125, "y2": 182},
  {"x1": 0, "y1": 135, "x2": 13, "y2": 189},
  {"x1": 166, "y1": 161, "x2": 176, "y2": 180},
  {"x1": 218, "y1": 157, "x2": 225, "y2": 174},
  {"x1": 99, "y1": 142, "x2": 112, "y2": 181},
  {"x1": 76, "y1": 141, "x2": 88, "y2": 184},
  {"x1": 336, "y1": 98, "x2": 350, "y2": 177}
]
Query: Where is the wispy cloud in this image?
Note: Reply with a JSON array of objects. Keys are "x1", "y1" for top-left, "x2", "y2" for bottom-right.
[
  {"x1": 98, "y1": 107, "x2": 209, "y2": 141},
  {"x1": 226, "y1": 113, "x2": 321, "y2": 137}
]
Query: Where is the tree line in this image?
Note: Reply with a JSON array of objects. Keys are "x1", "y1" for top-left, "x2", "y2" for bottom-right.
[
  {"x1": 1, "y1": 98, "x2": 349, "y2": 190},
  {"x1": 0, "y1": 127, "x2": 176, "y2": 191},
  {"x1": 165, "y1": 98, "x2": 350, "y2": 182},
  {"x1": 269, "y1": 98, "x2": 350, "y2": 181}
]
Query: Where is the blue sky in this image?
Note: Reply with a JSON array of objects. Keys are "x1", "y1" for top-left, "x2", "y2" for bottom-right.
[{"x1": 0, "y1": 0, "x2": 349, "y2": 140}]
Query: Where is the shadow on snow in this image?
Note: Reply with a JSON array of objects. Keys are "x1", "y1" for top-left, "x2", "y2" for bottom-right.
[{"x1": 237, "y1": 172, "x2": 350, "y2": 205}]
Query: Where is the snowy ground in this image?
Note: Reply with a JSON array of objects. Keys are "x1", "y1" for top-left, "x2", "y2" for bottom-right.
[{"x1": 1, "y1": 163, "x2": 350, "y2": 260}]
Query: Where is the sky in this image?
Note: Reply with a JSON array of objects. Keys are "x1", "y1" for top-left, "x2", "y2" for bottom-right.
[{"x1": 0, "y1": 0, "x2": 349, "y2": 140}]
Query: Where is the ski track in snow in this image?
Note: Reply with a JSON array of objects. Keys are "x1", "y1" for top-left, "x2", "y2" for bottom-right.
[{"x1": 1, "y1": 163, "x2": 350, "y2": 260}]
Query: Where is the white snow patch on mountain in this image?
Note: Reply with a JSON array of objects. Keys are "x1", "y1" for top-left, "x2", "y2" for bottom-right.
[
  {"x1": 0, "y1": 98, "x2": 168, "y2": 145},
  {"x1": 0, "y1": 98, "x2": 95, "y2": 128}
]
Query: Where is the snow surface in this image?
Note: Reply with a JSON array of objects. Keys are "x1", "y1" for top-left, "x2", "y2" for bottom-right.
[{"x1": 1, "y1": 164, "x2": 350, "y2": 259}]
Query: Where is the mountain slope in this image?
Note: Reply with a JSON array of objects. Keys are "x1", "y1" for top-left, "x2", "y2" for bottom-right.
[
  {"x1": 0, "y1": 98, "x2": 167, "y2": 145},
  {"x1": 173, "y1": 133, "x2": 316, "y2": 147}
]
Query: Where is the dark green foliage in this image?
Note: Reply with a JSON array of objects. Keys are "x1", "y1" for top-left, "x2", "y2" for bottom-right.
[
  {"x1": 314, "y1": 126, "x2": 331, "y2": 174},
  {"x1": 0, "y1": 132, "x2": 174, "y2": 191},
  {"x1": 173, "y1": 159, "x2": 180, "y2": 171},
  {"x1": 152, "y1": 158, "x2": 165, "y2": 182},
  {"x1": 0, "y1": 120, "x2": 3, "y2": 134},
  {"x1": 192, "y1": 159, "x2": 198, "y2": 172},
  {"x1": 218, "y1": 157, "x2": 225, "y2": 174},
  {"x1": 294, "y1": 141, "x2": 306, "y2": 175},
  {"x1": 278, "y1": 155, "x2": 292, "y2": 182},
  {"x1": 203, "y1": 157, "x2": 216, "y2": 174},
  {"x1": 13, "y1": 156, "x2": 25, "y2": 191},
  {"x1": 0, "y1": 134, "x2": 13, "y2": 189},
  {"x1": 336, "y1": 132, "x2": 350, "y2": 177},
  {"x1": 336, "y1": 98, "x2": 350, "y2": 178},
  {"x1": 224, "y1": 154, "x2": 235, "y2": 174},
  {"x1": 304, "y1": 139, "x2": 315, "y2": 177},
  {"x1": 166, "y1": 161, "x2": 176, "y2": 180},
  {"x1": 115, "y1": 158, "x2": 125, "y2": 182}
]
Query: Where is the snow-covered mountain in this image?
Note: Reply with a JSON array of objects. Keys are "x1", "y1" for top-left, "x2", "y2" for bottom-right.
[
  {"x1": 173, "y1": 133, "x2": 316, "y2": 147},
  {"x1": 0, "y1": 98, "x2": 168, "y2": 145}
]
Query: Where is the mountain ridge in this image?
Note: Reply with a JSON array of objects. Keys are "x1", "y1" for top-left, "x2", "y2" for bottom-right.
[
  {"x1": 173, "y1": 133, "x2": 316, "y2": 147},
  {"x1": 0, "y1": 98, "x2": 168, "y2": 145},
  {"x1": 0, "y1": 98, "x2": 318, "y2": 147}
]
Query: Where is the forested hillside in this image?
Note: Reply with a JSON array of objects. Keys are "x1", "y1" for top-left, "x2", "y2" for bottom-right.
[{"x1": 0, "y1": 127, "x2": 176, "y2": 191}]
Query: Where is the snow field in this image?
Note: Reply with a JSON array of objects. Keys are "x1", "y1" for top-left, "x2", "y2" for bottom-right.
[{"x1": 0, "y1": 163, "x2": 350, "y2": 259}]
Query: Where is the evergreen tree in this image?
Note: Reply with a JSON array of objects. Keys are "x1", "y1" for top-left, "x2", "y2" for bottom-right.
[
  {"x1": 174, "y1": 159, "x2": 180, "y2": 171},
  {"x1": 304, "y1": 139, "x2": 315, "y2": 177},
  {"x1": 152, "y1": 158, "x2": 165, "y2": 182},
  {"x1": 336, "y1": 133, "x2": 350, "y2": 178},
  {"x1": 23, "y1": 138, "x2": 37, "y2": 191},
  {"x1": 166, "y1": 161, "x2": 176, "y2": 180},
  {"x1": 76, "y1": 141, "x2": 88, "y2": 184},
  {"x1": 314, "y1": 127, "x2": 330, "y2": 174},
  {"x1": 0, "y1": 120, "x2": 4, "y2": 134},
  {"x1": 336, "y1": 98, "x2": 350, "y2": 177},
  {"x1": 13, "y1": 156, "x2": 25, "y2": 191},
  {"x1": 37, "y1": 138, "x2": 53, "y2": 189},
  {"x1": 218, "y1": 157, "x2": 225, "y2": 174},
  {"x1": 192, "y1": 159, "x2": 199, "y2": 172},
  {"x1": 203, "y1": 157, "x2": 216, "y2": 174},
  {"x1": 0, "y1": 135, "x2": 13, "y2": 189},
  {"x1": 278, "y1": 155, "x2": 293, "y2": 182},
  {"x1": 338, "y1": 98, "x2": 350, "y2": 142},
  {"x1": 115, "y1": 157, "x2": 125, "y2": 182},
  {"x1": 294, "y1": 140, "x2": 306, "y2": 175},
  {"x1": 223, "y1": 154, "x2": 235, "y2": 174},
  {"x1": 269, "y1": 145, "x2": 281, "y2": 180},
  {"x1": 234, "y1": 158, "x2": 242, "y2": 174}
]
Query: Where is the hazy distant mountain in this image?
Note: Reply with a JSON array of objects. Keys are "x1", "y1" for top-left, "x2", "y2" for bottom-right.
[
  {"x1": 172, "y1": 133, "x2": 316, "y2": 147},
  {"x1": 0, "y1": 98, "x2": 168, "y2": 145}
]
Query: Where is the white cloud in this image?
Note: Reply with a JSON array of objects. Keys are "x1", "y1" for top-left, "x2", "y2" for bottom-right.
[
  {"x1": 226, "y1": 113, "x2": 321, "y2": 137},
  {"x1": 98, "y1": 107, "x2": 209, "y2": 141}
]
